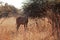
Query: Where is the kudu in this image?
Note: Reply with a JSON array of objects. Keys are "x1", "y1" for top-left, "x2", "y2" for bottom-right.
[{"x1": 16, "y1": 15, "x2": 28, "y2": 31}]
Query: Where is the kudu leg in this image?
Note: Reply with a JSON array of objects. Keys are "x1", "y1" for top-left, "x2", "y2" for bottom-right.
[
  {"x1": 24, "y1": 24, "x2": 27, "y2": 31},
  {"x1": 16, "y1": 24, "x2": 20, "y2": 31}
]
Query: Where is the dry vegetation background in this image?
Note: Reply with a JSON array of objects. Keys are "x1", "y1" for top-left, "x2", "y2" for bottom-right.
[
  {"x1": 0, "y1": 0, "x2": 60, "y2": 40},
  {"x1": 0, "y1": 17, "x2": 58, "y2": 40},
  {"x1": 0, "y1": 15, "x2": 60, "y2": 40}
]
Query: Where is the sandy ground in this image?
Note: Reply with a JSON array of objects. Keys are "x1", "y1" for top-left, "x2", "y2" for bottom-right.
[{"x1": 0, "y1": 17, "x2": 59, "y2": 40}]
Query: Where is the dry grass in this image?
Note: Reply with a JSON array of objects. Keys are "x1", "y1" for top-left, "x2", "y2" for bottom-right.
[{"x1": 0, "y1": 17, "x2": 59, "y2": 40}]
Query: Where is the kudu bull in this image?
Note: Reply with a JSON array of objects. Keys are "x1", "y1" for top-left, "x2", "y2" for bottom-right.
[{"x1": 16, "y1": 15, "x2": 28, "y2": 31}]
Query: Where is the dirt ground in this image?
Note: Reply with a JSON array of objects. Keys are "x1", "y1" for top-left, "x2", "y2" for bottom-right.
[{"x1": 0, "y1": 17, "x2": 59, "y2": 40}]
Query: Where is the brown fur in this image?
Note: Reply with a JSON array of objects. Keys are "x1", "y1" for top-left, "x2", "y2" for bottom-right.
[{"x1": 16, "y1": 16, "x2": 28, "y2": 31}]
